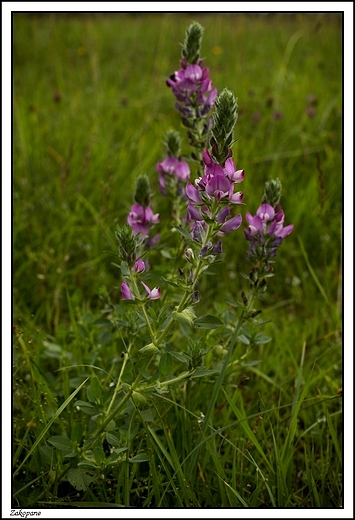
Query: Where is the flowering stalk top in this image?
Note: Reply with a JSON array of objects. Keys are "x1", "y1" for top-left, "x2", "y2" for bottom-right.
[
  {"x1": 244, "y1": 179, "x2": 294, "y2": 271},
  {"x1": 209, "y1": 88, "x2": 238, "y2": 165},
  {"x1": 166, "y1": 22, "x2": 218, "y2": 167},
  {"x1": 127, "y1": 174, "x2": 160, "y2": 238}
]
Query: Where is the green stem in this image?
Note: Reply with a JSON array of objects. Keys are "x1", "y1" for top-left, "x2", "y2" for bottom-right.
[
  {"x1": 154, "y1": 223, "x2": 214, "y2": 347},
  {"x1": 106, "y1": 348, "x2": 131, "y2": 415},
  {"x1": 188, "y1": 289, "x2": 256, "y2": 474},
  {"x1": 130, "y1": 274, "x2": 155, "y2": 341}
]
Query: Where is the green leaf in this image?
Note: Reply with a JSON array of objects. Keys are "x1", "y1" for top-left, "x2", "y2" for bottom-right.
[
  {"x1": 71, "y1": 423, "x2": 83, "y2": 445},
  {"x1": 237, "y1": 334, "x2": 250, "y2": 345},
  {"x1": 160, "y1": 365, "x2": 174, "y2": 376},
  {"x1": 162, "y1": 277, "x2": 181, "y2": 288},
  {"x1": 172, "y1": 225, "x2": 192, "y2": 241},
  {"x1": 192, "y1": 368, "x2": 220, "y2": 378},
  {"x1": 194, "y1": 314, "x2": 223, "y2": 329},
  {"x1": 97, "y1": 329, "x2": 113, "y2": 345},
  {"x1": 255, "y1": 334, "x2": 272, "y2": 345},
  {"x1": 93, "y1": 446, "x2": 106, "y2": 464},
  {"x1": 140, "y1": 408, "x2": 155, "y2": 422},
  {"x1": 129, "y1": 453, "x2": 150, "y2": 463},
  {"x1": 169, "y1": 350, "x2": 188, "y2": 363},
  {"x1": 13, "y1": 378, "x2": 89, "y2": 478},
  {"x1": 67, "y1": 468, "x2": 94, "y2": 491},
  {"x1": 106, "y1": 431, "x2": 121, "y2": 447},
  {"x1": 75, "y1": 400, "x2": 100, "y2": 415},
  {"x1": 86, "y1": 376, "x2": 102, "y2": 403},
  {"x1": 48, "y1": 435, "x2": 74, "y2": 452}
]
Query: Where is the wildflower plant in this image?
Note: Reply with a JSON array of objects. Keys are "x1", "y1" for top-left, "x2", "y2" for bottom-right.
[{"x1": 41, "y1": 22, "x2": 293, "y2": 501}]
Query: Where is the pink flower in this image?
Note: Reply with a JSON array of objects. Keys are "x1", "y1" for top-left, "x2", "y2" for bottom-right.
[
  {"x1": 141, "y1": 281, "x2": 161, "y2": 300},
  {"x1": 132, "y1": 259, "x2": 145, "y2": 273},
  {"x1": 127, "y1": 203, "x2": 160, "y2": 237},
  {"x1": 121, "y1": 282, "x2": 134, "y2": 301}
]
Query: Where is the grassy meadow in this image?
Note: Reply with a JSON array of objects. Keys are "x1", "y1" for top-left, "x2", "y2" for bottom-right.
[{"x1": 13, "y1": 12, "x2": 342, "y2": 508}]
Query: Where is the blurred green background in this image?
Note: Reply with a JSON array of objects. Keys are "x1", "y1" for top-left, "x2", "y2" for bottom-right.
[{"x1": 14, "y1": 12, "x2": 342, "y2": 339}]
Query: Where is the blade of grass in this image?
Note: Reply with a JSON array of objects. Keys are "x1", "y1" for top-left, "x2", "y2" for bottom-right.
[
  {"x1": 13, "y1": 377, "x2": 89, "y2": 477},
  {"x1": 216, "y1": 474, "x2": 249, "y2": 507},
  {"x1": 298, "y1": 236, "x2": 331, "y2": 306},
  {"x1": 222, "y1": 388, "x2": 274, "y2": 474}
]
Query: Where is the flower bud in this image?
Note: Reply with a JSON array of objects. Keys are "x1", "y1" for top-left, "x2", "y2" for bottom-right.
[
  {"x1": 262, "y1": 178, "x2": 282, "y2": 207},
  {"x1": 164, "y1": 129, "x2": 181, "y2": 157},
  {"x1": 181, "y1": 21, "x2": 204, "y2": 64},
  {"x1": 132, "y1": 391, "x2": 147, "y2": 407},
  {"x1": 115, "y1": 224, "x2": 140, "y2": 264},
  {"x1": 185, "y1": 248, "x2": 195, "y2": 262},
  {"x1": 139, "y1": 343, "x2": 159, "y2": 355},
  {"x1": 172, "y1": 307, "x2": 196, "y2": 327},
  {"x1": 134, "y1": 174, "x2": 151, "y2": 208},
  {"x1": 210, "y1": 88, "x2": 238, "y2": 164}
]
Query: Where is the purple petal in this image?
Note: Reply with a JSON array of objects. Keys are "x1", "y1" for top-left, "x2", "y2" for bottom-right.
[
  {"x1": 121, "y1": 282, "x2": 134, "y2": 300},
  {"x1": 202, "y1": 149, "x2": 212, "y2": 165},
  {"x1": 175, "y1": 161, "x2": 190, "y2": 181},
  {"x1": 275, "y1": 224, "x2": 294, "y2": 238},
  {"x1": 205, "y1": 162, "x2": 224, "y2": 177},
  {"x1": 246, "y1": 213, "x2": 263, "y2": 234},
  {"x1": 229, "y1": 190, "x2": 244, "y2": 204},
  {"x1": 132, "y1": 259, "x2": 145, "y2": 273},
  {"x1": 216, "y1": 206, "x2": 230, "y2": 223},
  {"x1": 205, "y1": 174, "x2": 230, "y2": 198},
  {"x1": 186, "y1": 183, "x2": 202, "y2": 204},
  {"x1": 185, "y1": 64, "x2": 202, "y2": 81},
  {"x1": 188, "y1": 203, "x2": 203, "y2": 221},
  {"x1": 256, "y1": 204, "x2": 275, "y2": 222},
  {"x1": 221, "y1": 214, "x2": 242, "y2": 233},
  {"x1": 149, "y1": 287, "x2": 161, "y2": 300}
]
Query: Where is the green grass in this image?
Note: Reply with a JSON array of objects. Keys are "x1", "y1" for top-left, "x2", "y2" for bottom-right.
[{"x1": 13, "y1": 13, "x2": 342, "y2": 508}]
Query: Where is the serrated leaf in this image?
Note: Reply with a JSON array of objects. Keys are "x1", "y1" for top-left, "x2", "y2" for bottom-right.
[
  {"x1": 67, "y1": 468, "x2": 94, "y2": 491},
  {"x1": 129, "y1": 453, "x2": 150, "y2": 463},
  {"x1": 194, "y1": 315, "x2": 223, "y2": 329}
]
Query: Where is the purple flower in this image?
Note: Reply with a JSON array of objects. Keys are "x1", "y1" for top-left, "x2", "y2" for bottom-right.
[
  {"x1": 141, "y1": 281, "x2": 161, "y2": 300},
  {"x1": 216, "y1": 206, "x2": 230, "y2": 223},
  {"x1": 132, "y1": 259, "x2": 145, "y2": 273},
  {"x1": 127, "y1": 203, "x2": 160, "y2": 237},
  {"x1": 186, "y1": 183, "x2": 202, "y2": 204},
  {"x1": 121, "y1": 281, "x2": 134, "y2": 301},
  {"x1": 187, "y1": 203, "x2": 203, "y2": 221},
  {"x1": 167, "y1": 59, "x2": 217, "y2": 131},
  {"x1": 221, "y1": 214, "x2": 242, "y2": 233},
  {"x1": 244, "y1": 202, "x2": 293, "y2": 264},
  {"x1": 205, "y1": 174, "x2": 231, "y2": 200},
  {"x1": 156, "y1": 157, "x2": 190, "y2": 181},
  {"x1": 224, "y1": 158, "x2": 244, "y2": 183}
]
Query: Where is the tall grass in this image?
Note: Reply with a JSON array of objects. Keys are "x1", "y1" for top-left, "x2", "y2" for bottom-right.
[{"x1": 13, "y1": 12, "x2": 342, "y2": 508}]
